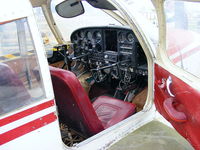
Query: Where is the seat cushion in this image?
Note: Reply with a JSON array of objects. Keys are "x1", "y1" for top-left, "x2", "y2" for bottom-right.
[{"x1": 93, "y1": 96, "x2": 136, "y2": 129}]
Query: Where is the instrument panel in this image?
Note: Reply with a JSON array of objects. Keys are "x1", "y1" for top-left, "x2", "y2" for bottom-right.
[
  {"x1": 70, "y1": 26, "x2": 147, "y2": 82},
  {"x1": 71, "y1": 26, "x2": 138, "y2": 53}
]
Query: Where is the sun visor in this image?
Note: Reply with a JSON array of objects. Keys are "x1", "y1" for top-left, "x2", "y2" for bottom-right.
[{"x1": 86, "y1": 0, "x2": 117, "y2": 10}]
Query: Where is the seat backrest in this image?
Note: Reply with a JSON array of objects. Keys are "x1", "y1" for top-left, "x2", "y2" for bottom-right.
[
  {"x1": 49, "y1": 66, "x2": 104, "y2": 137},
  {"x1": 0, "y1": 63, "x2": 31, "y2": 114}
]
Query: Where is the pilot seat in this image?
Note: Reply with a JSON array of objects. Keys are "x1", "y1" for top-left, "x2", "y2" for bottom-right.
[{"x1": 50, "y1": 66, "x2": 136, "y2": 137}]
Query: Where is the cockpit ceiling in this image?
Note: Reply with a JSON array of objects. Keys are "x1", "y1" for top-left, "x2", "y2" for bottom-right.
[{"x1": 30, "y1": 0, "x2": 48, "y2": 7}]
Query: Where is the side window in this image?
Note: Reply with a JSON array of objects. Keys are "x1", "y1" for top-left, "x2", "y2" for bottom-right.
[
  {"x1": 165, "y1": 0, "x2": 200, "y2": 78},
  {"x1": 0, "y1": 18, "x2": 45, "y2": 115}
]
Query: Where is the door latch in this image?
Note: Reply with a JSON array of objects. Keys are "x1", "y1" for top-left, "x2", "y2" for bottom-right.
[{"x1": 166, "y1": 76, "x2": 175, "y2": 97}]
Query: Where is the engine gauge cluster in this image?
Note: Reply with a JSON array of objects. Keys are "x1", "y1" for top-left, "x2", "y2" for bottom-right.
[
  {"x1": 71, "y1": 29, "x2": 103, "y2": 55},
  {"x1": 73, "y1": 30, "x2": 103, "y2": 42},
  {"x1": 118, "y1": 32, "x2": 135, "y2": 43}
]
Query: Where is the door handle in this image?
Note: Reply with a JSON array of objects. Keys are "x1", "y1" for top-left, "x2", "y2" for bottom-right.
[
  {"x1": 163, "y1": 98, "x2": 187, "y2": 123},
  {"x1": 166, "y1": 76, "x2": 175, "y2": 97}
]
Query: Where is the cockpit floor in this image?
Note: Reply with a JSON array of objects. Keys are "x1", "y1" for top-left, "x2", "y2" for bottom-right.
[{"x1": 60, "y1": 123, "x2": 86, "y2": 147}]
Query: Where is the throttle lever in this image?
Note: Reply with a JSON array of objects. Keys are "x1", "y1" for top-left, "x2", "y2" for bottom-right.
[
  {"x1": 71, "y1": 53, "x2": 89, "y2": 60},
  {"x1": 90, "y1": 63, "x2": 117, "y2": 71}
]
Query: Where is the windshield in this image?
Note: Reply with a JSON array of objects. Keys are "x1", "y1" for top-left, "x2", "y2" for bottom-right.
[
  {"x1": 123, "y1": 0, "x2": 157, "y2": 26},
  {"x1": 121, "y1": 0, "x2": 158, "y2": 49},
  {"x1": 51, "y1": 0, "x2": 121, "y2": 41},
  {"x1": 50, "y1": 0, "x2": 158, "y2": 51}
]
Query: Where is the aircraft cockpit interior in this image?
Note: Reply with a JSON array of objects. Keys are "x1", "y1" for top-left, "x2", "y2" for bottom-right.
[
  {"x1": 44, "y1": 0, "x2": 148, "y2": 146},
  {"x1": 2, "y1": 0, "x2": 200, "y2": 149}
]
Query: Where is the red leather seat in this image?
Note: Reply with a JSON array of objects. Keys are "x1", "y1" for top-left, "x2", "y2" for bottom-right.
[{"x1": 49, "y1": 66, "x2": 136, "y2": 137}]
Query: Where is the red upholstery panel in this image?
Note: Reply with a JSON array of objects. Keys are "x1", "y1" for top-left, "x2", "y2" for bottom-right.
[
  {"x1": 49, "y1": 66, "x2": 104, "y2": 137},
  {"x1": 93, "y1": 96, "x2": 136, "y2": 129}
]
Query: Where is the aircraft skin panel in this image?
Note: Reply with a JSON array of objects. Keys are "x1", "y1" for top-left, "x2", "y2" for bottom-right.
[
  {"x1": 1, "y1": 112, "x2": 56, "y2": 145},
  {"x1": 0, "y1": 100, "x2": 55, "y2": 127},
  {"x1": 0, "y1": 99, "x2": 63, "y2": 150},
  {"x1": 154, "y1": 63, "x2": 200, "y2": 150}
]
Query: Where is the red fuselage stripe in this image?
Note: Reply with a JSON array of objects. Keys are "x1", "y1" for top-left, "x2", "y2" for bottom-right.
[
  {"x1": 0, "y1": 100, "x2": 55, "y2": 127},
  {"x1": 0, "y1": 18, "x2": 23, "y2": 25},
  {"x1": 0, "y1": 112, "x2": 57, "y2": 145}
]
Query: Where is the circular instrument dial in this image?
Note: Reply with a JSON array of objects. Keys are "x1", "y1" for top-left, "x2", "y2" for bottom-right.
[
  {"x1": 127, "y1": 33, "x2": 134, "y2": 42},
  {"x1": 93, "y1": 31, "x2": 102, "y2": 43},
  {"x1": 78, "y1": 31, "x2": 85, "y2": 38},
  {"x1": 118, "y1": 32, "x2": 126, "y2": 42},
  {"x1": 72, "y1": 34, "x2": 78, "y2": 42},
  {"x1": 86, "y1": 31, "x2": 93, "y2": 40}
]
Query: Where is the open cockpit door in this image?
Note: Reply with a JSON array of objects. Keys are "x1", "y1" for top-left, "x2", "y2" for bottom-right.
[
  {"x1": 154, "y1": 0, "x2": 200, "y2": 149},
  {"x1": 0, "y1": 0, "x2": 63, "y2": 150}
]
